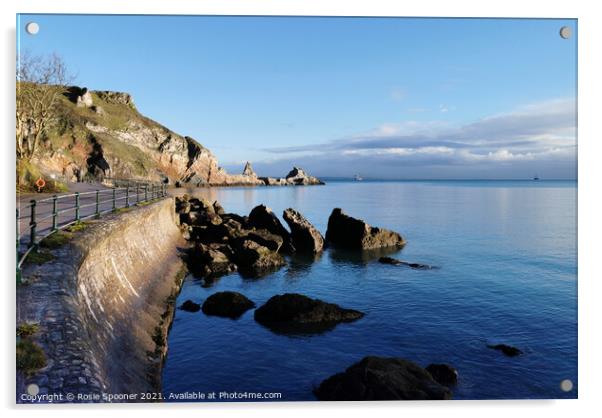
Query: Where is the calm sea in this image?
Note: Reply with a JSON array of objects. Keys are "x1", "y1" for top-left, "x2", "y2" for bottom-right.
[{"x1": 162, "y1": 180, "x2": 577, "y2": 400}]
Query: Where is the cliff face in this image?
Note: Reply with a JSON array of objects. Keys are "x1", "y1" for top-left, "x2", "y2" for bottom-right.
[{"x1": 27, "y1": 86, "x2": 264, "y2": 186}]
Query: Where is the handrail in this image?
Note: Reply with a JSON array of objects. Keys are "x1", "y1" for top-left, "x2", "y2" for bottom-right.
[{"x1": 16, "y1": 181, "x2": 168, "y2": 283}]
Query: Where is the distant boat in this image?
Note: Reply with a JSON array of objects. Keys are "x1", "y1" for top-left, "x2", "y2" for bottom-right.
[
  {"x1": 533, "y1": 173, "x2": 540, "y2": 181},
  {"x1": 354, "y1": 174, "x2": 363, "y2": 181}
]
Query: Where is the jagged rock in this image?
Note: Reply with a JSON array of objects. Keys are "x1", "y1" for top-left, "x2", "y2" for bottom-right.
[
  {"x1": 187, "y1": 243, "x2": 237, "y2": 278},
  {"x1": 179, "y1": 300, "x2": 201, "y2": 312},
  {"x1": 314, "y1": 356, "x2": 452, "y2": 401},
  {"x1": 426, "y1": 364, "x2": 458, "y2": 386},
  {"x1": 201, "y1": 291, "x2": 256, "y2": 319},
  {"x1": 254, "y1": 293, "x2": 363, "y2": 326},
  {"x1": 285, "y1": 167, "x2": 324, "y2": 185},
  {"x1": 246, "y1": 229, "x2": 284, "y2": 252},
  {"x1": 378, "y1": 256, "x2": 438, "y2": 270},
  {"x1": 326, "y1": 208, "x2": 405, "y2": 250},
  {"x1": 248, "y1": 205, "x2": 294, "y2": 252},
  {"x1": 487, "y1": 344, "x2": 523, "y2": 357},
  {"x1": 282, "y1": 208, "x2": 324, "y2": 253},
  {"x1": 231, "y1": 239, "x2": 286, "y2": 277},
  {"x1": 95, "y1": 90, "x2": 136, "y2": 109},
  {"x1": 242, "y1": 161, "x2": 257, "y2": 177}
]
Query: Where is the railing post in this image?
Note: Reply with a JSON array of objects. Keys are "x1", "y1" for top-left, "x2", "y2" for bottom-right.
[
  {"x1": 16, "y1": 208, "x2": 21, "y2": 283},
  {"x1": 51, "y1": 195, "x2": 58, "y2": 231},
  {"x1": 151, "y1": 184, "x2": 154, "y2": 200},
  {"x1": 136, "y1": 184, "x2": 140, "y2": 204},
  {"x1": 95, "y1": 190, "x2": 100, "y2": 218},
  {"x1": 75, "y1": 192, "x2": 80, "y2": 221},
  {"x1": 144, "y1": 185, "x2": 148, "y2": 202},
  {"x1": 112, "y1": 188, "x2": 116, "y2": 211},
  {"x1": 29, "y1": 200, "x2": 36, "y2": 248},
  {"x1": 125, "y1": 184, "x2": 130, "y2": 208}
]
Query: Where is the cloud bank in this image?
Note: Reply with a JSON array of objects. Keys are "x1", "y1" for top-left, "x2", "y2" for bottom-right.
[{"x1": 229, "y1": 98, "x2": 577, "y2": 179}]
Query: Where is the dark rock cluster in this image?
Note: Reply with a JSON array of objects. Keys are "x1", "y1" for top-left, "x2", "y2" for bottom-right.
[
  {"x1": 313, "y1": 356, "x2": 453, "y2": 401},
  {"x1": 174, "y1": 196, "x2": 475, "y2": 401}
]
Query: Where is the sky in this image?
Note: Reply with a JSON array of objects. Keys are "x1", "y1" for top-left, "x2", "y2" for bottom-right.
[{"x1": 17, "y1": 15, "x2": 577, "y2": 179}]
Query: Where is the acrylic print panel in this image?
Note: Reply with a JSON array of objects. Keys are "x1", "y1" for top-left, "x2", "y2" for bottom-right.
[{"x1": 16, "y1": 14, "x2": 577, "y2": 403}]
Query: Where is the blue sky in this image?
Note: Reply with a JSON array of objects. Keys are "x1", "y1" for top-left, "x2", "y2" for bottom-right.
[{"x1": 18, "y1": 15, "x2": 577, "y2": 179}]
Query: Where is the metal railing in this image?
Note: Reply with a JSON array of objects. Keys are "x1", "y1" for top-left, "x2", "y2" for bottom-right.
[{"x1": 16, "y1": 182, "x2": 168, "y2": 282}]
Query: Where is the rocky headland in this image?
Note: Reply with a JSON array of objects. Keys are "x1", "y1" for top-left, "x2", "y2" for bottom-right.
[{"x1": 20, "y1": 85, "x2": 323, "y2": 189}]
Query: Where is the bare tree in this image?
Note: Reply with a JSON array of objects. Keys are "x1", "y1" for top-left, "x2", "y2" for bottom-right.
[{"x1": 16, "y1": 51, "x2": 73, "y2": 159}]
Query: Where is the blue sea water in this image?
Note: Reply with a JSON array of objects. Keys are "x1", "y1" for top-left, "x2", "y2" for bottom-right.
[{"x1": 162, "y1": 180, "x2": 577, "y2": 401}]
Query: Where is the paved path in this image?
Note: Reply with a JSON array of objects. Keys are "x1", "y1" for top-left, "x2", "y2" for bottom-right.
[{"x1": 17, "y1": 182, "x2": 162, "y2": 252}]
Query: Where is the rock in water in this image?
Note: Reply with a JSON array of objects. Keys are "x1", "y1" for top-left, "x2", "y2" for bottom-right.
[
  {"x1": 326, "y1": 208, "x2": 405, "y2": 250},
  {"x1": 242, "y1": 161, "x2": 257, "y2": 177},
  {"x1": 246, "y1": 229, "x2": 284, "y2": 252},
  {"x1": 378, "y1": 256, "x2": 402, "y2": 265},
  {"x1": 487, "y1": 344, "x2": 523, "y2": 357},
  {"x1": 231, "y1": 239, "x2": 286, "y2": 277},
  {"x1": 201, "y1": 291, "x2": 256, "y2": 319},
  {"x1": 248, "y1": 205, "x2": 294, "y2": 252},
  {"x1": 426, "y1": 364, "x2": 458, "y2": 386},
  {"x1": 378, "y1": 256, "x2": 438, "y2": 270},
  {"x1": 282, "y1": 209, "x2": 324, "y2": 253},
  {"x1": 314, "y1": 356, "x2": 452, "y2": 401},
  {"x1": 179, "y1": 300, "x2": 201, "y2": 312},
  {"x1": 285, "y1": 167, "x2": 325, "y2": 185},
  {"x1": 254, "y1": 293, "x2": 363, "y2": 326},
  {"x1": 187, "y1": 243, "x2": 237, "y2": 278}
]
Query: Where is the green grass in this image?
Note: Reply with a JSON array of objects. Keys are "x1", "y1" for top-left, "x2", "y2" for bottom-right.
[
  {"x1": 16, "y1": 160, "x2": 68, "y2": 193},
  {"x1": 17, "y1": 323, "x2": 40, "y2": 338},
  {"x1": 114, "y1": 207, "x2": 132, "y2": 214},
  {"x1": 39, "y1": 231, "x2": 73, "y2": 249},
  {"x1": 25, "y1": 249, "x2": 55, "y2": 265},
  {"x1": 66, "y1": 221, "x2": 88, "y2": 232},
  {"x1": 16, "y1": 339, "x2": 47, "y2": 376}
]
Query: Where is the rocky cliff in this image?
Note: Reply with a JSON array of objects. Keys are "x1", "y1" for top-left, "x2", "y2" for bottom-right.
[{"x1": 24, "y1": 86, "x2": 322, "y2": 188}]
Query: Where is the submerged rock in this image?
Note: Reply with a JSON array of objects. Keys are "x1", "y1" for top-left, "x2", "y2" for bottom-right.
[
  {"x1": 248, "y1": 205, "x2": 294, "y2": 252},
  {"x1": 254, "y1": 293, "x2": 363, "y2": 327},
  {"x1": 231, "y1": 239, "x2": 286, "y2": 277},
  {"x1": 326, "y1": 208, "x2": 405, "y2": 250},
  {"x1": 201, "y1": 291, "x2": 256, "y2": 319},
  {"x1": 426, "y1": 364, "x2": 458, "y2": 386},
  {"x1": 282, "y1": 208, "x2": 324, "y2": 253},
  {"x1": 487, "y1": 344, "x2": 523, "y2": 357},
  {"x1": 179, "y1": 300, "x2": 201, "y2": 312},
  {"x1": 378, "y1": 256, "x2": 438, "y2": 270},
  {"x1": 314, "y1": 356, "x2": 452, "y2": 401}
]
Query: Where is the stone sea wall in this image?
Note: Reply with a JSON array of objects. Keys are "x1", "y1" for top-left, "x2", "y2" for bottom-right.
[{"x1": 17, "y1": 198, "x2": 185, "y2": 401}]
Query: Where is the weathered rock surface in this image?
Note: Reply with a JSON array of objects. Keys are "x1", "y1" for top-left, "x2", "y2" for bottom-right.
[
  {"x1": 201, "y1": 291, "x2": 256, "y2": 319},
  {"x1": 258, "y1": 167, "x2": 324, "y2": 186},
  {"x1": 425, "y1": 364, "x2": 458, "y2": 386},
  {"x1": 487, "y1": 344, "x2": 523, "y2": 357},
  {"x1": 314, "y1": 356, "x2": 452, "y2": 401},
  {"x1": 284, "y1": 167, "x2": 325, "y2": 185},
  {"x1": 283, "y1": 208, "x2": 324, "y2": 253},
  {"x1": 231, "y1": 239, "x2": 287, "y2": 277},
  {"x1": 254, "y1": 293, "x2": 363, "y2": 326},
  {"x1": 248, "y1": 205, "x2": 294, "y2": 252},
  {"x1": 176, "y1": 196, "x2": 289, "y2": 278},
  {"x1": 187, "y1": 243, "x2": 237, "y2": 278},
  {"x1": 179, "y1": 300, "x2": 201, "y2": 312},
  {"x1": 378, "y1": 256, "x2": 438, "y2": 270},
  {"x1": 326, "y1": 208, "x2": 405, "y2": 250}
]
